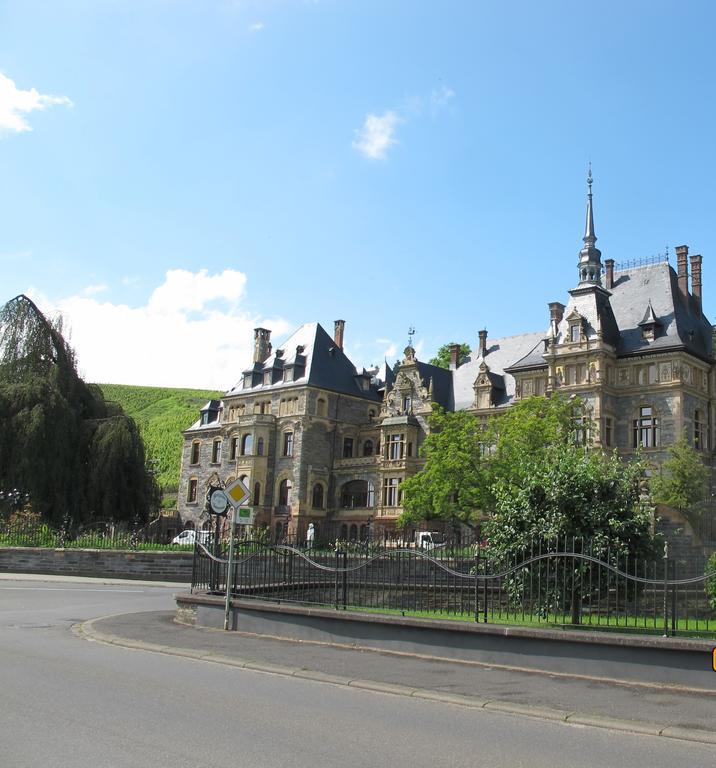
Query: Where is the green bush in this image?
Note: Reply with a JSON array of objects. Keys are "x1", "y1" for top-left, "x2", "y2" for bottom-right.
[{"x1": 706, "y1": 552, "x2": 716, "y2": 611}]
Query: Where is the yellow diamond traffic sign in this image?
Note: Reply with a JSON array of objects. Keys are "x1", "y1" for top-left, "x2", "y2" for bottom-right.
[{"x1": 225, "y1": 477, "x2": 251, "y2": 508}]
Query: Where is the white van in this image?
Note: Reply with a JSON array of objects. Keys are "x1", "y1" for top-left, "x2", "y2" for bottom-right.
[
  {"x1": 415, "y1": 531, "x2": 447, "y2": 550},
  {"x1": 172, "y1": 529, "x2": 210, "y2": 546}
]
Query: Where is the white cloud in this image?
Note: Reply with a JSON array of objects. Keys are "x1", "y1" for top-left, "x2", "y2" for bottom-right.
[
  {"x1": 28, "y1": 269, "x2": 291, "y2": 390},
  {"x1": 0, "y1": 72, "x2": 73, "y2": 136},
  {"x1": 430, "y1": 84, "x2": 455, "y2": 113},
  {"x1": 352, "y1": 111, "x2": 401, "y2": 160},
  {"x1": 249, "y1": 21, "x2": 264, "y2": 32},
  {"x1": 82, "y1": 284, "x2": 108, "y2": 297},
  {"x1": 378, "y1": 339, "x2": 398, "y2": 360}
]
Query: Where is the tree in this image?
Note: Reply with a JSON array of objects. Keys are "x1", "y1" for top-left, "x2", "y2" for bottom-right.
[
  {"x1": 0, "y1": 295, "x2": 159, "y2": 528},
  {"x1": 399, "y1": 394, "x2": 658, "y2": 564},
  {"x1": 429, "y1": 342, "x2": 471, "y2": 369},
  {"x1": 650, "y1": 436, "x2": 709, "y2": 515},
  {"x1": 399, "y1": 407, "x2": 489, "y2": 529},
  {"x1": 485, "y1": 445, "x2": 656, "y2": 561}
]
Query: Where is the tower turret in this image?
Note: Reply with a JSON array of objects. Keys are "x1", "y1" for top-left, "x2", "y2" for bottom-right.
[{"x1": 576, "y1": 166, "x2": 603, "y2": 287}]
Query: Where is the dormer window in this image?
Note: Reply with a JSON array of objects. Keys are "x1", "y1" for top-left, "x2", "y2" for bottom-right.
[
  {"x1": 570, "y1": 324, "x2": 580, "y2": 343},
  {"x1": 638, "y1": 301, "x2": 662, "y2": 343}
]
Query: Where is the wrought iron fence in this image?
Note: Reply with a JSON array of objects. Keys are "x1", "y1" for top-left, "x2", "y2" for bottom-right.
[
  {"x1": 0, "y1": 518, "x2": 186, "y2": 549},
  {"x1": 192, "y1": 536, "x2": 716, "y2": 638}
]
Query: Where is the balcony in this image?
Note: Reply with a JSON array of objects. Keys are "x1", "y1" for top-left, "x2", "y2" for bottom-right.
[{"x1": 335, "y1": 455, "x2": 378, "y2": 468}]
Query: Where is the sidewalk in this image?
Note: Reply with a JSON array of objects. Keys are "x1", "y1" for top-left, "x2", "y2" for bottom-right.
[
  {"x1": 79, "y1": 608, "x2": 716, "y2": 745},
  {"x1": 0, "y1": 571, "x2": 189, "y2": 588}
]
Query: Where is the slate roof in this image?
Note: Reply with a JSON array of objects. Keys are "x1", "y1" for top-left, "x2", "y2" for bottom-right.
[
  {"x1": 226, "y1": 322, "x2": 382, "y2": 401},
  {"x1": 608, "y1": 262, "x2": 712, "y2": 360},
  {"x1": 453, "y1": 331, "x2": 547, "y2": 411},
  {"x1": 415, "y1": 361, "x2": 454, "y2": 410}
]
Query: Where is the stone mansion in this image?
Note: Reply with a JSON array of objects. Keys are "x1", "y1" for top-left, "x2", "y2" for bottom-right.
[{"x1": 177, "y1": 177, "x2": 714, "y2": 540}]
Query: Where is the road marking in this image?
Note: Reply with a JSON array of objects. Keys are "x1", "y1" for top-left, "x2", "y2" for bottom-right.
[{"x1": 0, "y1": 587, "x2": 146, "y2": 593}]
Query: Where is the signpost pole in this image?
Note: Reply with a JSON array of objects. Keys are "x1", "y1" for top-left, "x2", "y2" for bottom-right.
[{"x1": 224, "y1": 506, "x2": 237, "y2": 631}]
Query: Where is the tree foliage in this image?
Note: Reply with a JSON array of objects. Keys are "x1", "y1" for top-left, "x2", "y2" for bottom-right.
[
  {"x1": 0, "y1": 295, "x2": 159, "y2": 527},
  {"x1": 650, "y1": 436, "x2": 709, "y2": 514},
  {"x1": 429, "y1": 343, "x2": 471, "y2": 369},
  {"x1": 399, "y1": 394, "x2": 658, "y2": 559},
  {"x1": 399, "y1": 408, "x2": 490, "y2": 527},
  {"x1": 486, "y1": 446, "x2": 656, "y2": 561}
]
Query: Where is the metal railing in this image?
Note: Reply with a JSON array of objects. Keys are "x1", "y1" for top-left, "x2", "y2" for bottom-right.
[
  {"x1": 192, "y1": 537, "x2": 716, "y2": 638},
  {"x1": 0, "y1": 519, "x2": 186, "y2": 550}
]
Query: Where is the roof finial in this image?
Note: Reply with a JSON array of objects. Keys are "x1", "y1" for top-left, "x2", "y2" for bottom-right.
[
  {"x1": 407, "y1": 325, "x2": 415, "y2": 347},
  {"x1": 583, "y1": 163, "x2": 596, "y2": 246}
]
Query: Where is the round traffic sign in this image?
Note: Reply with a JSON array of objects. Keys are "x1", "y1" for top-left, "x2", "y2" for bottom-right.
[{"x1": 209, "y1": 488, "x2": 230, "y2": 516}]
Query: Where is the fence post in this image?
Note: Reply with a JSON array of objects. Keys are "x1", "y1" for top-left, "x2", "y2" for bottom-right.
[
  {"x1": 671, "y1": 558, "x2": 677, "y2": 635},
  {"x1": 474, "y1": 547, "x2": 480, "y2": 623},
  {"x1": 662, "y1": 541, "x2": 669, "y2": 637},
  {"x1": 334, "y1": 547, "x2": 340, "y2": 610},
  {"x1": 341, "y1": 551, "x2": 348, "y2": 610}
]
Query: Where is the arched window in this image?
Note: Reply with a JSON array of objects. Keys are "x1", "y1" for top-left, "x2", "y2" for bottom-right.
[
  {"x1": 211, "y1": 439, "x2": 222, "y2": 464},
  {"x1": 190, "y1": 441, "x2": 201, "y2": 465},
  {"x1": 239, "y1": 474, "x2": 249, "y2": 486},
  {"x1": 257, "y1": 437, "x2": 264, "y2": 456},
  {"x1": 241, "y1": 434, "x2": 253, "y2": 455},
  {"x1": 185, "y1": 520, "x2": 195, "y2": 531},
  {"x1": 283, "y1": 432, "x2": 294, "y2": 457},
  {"x1": 312, "y1": 483, "x2": 324, "y2": 509},
  {"x1": 253, "y1": 482, "x2": 261, "y2": 505},
  {"x1": 359, "y1": 524, "x2": 367, "y2": 540},
  {"x1": 187, "y1": 478, "x2": 198, "y2": 503},
  {"x1": 349, "y1": 524, "x2": 358, "y2": 541},
  {"x1": 317, "y1": 398, "x2": 327, "y2": 417},
  {"x1": 340, "y1": 524, "x2": 348, "y2": 540},
  {"x1": 278, "y1": 478, "x2": 292, "y2": 506},
  {"x1": 363, "y1": 439, "x2": 374, "y2": 457}
]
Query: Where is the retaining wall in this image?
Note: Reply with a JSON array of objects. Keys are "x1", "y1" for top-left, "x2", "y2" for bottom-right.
[
  {"x1": 0, "y1": 547, "x2": 193, "y2": 582},
  {"x1": 177, "y1": 593, "x2": 716, "y2": 691}
]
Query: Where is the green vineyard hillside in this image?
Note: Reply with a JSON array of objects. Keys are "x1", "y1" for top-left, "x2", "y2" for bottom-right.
[{"x1": 97, "y1": 384, "x2": 222, "y2": 507}]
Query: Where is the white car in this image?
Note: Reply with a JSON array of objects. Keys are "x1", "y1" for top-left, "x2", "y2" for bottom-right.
[{"x1": 171, "y1": 529, "x2": 210, "y2": 546}]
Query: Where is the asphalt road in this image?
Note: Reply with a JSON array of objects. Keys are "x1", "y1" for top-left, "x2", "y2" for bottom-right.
[{"x1": 1, "y1": 578, "x2": 714, "y2": 768}]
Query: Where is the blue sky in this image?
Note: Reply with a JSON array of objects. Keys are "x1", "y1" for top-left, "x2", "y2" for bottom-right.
[{"x1": 2, "y1": 0, "x2": 715, "y2": 388}]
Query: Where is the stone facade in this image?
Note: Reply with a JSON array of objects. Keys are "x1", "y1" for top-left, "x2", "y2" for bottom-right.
[{"x1": 177, "y1": 179, "x2": 714, "y2": 540}]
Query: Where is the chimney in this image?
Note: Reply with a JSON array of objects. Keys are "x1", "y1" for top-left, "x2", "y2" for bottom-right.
[
  {"x1": 334, "y1": 319, "x2": 345, "y2": 350},
  {"x1": 676, "y1": 245, "x2": 689, "y2": 301},
  {"x1": 690, "y1": 253, "x2": 702, "y2": 311},
  {"x1": 253, "y1": 328, "x2": 272, "y2": 363},
  {"x1": 448, "y1": 343, "x2": 461, "y2": 370},
  {"x1": 478, "y1": 329, "x2": 488, "y2": 357},
  {"x1": 604, "y1": 259, "x2": 614, "y2": 290}
]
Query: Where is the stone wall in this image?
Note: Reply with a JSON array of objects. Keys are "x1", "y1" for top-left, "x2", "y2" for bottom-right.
[{"x1": 0, "y1": 548, "x2": 193, "y2": 582}]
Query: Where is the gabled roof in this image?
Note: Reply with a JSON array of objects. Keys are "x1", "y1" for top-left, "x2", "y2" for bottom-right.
[
  {"x1": 227, "y1": 322, "x2": 382, "y2": 401},
  {"x1": 453, "y1": 331, "x2": 546, "y2": 410}
]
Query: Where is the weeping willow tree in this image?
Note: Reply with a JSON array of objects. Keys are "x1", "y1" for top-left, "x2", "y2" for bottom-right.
[{"x1": 0, "y1": 295, "x2": 159, "y2": 527}]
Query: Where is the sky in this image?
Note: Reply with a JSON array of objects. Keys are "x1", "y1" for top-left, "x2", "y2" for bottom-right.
[{"x1": 2, "y1": 0, "x2": 716, "y2": 389}]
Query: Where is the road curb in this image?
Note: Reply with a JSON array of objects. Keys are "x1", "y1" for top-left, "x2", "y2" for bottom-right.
[{"x1": 76, "y1": 617, "x2": 716, "y2": 747}]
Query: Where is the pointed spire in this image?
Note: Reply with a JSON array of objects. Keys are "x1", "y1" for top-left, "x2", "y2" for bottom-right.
[
  {"x1": 576, "y1": 164, "x2": 603, "y2": 287},
  {"x1": 584, "y1": 163, "x2": 596, "y2": 246}
]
